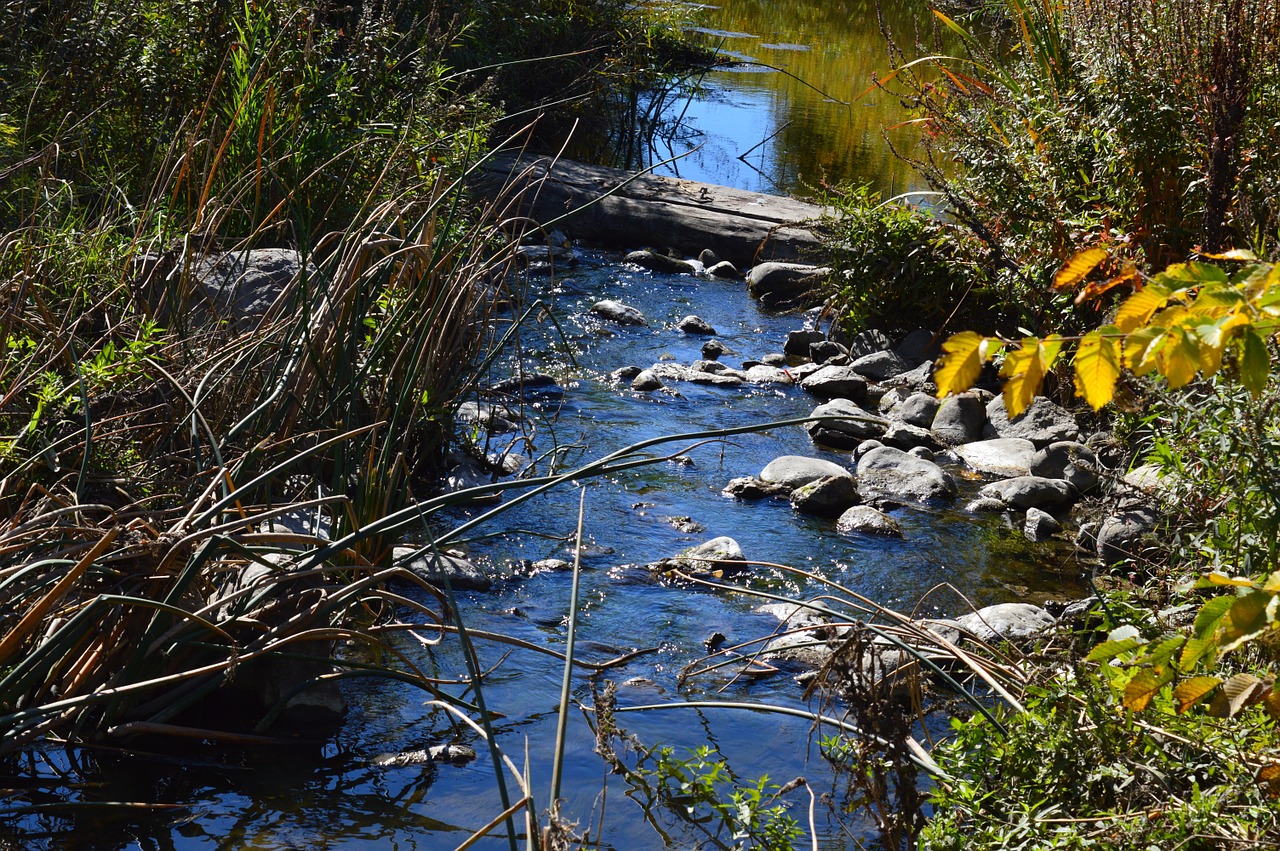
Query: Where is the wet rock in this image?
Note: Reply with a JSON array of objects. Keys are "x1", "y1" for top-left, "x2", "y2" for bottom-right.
[
  {"x1": 800, "y1": 365, "x2": 869, "y2": 401},
  {"x1": 897, "y1": 392, "x2": 942, "y2": 428},
  {"x1": 956, "y1": 603, "x2": 1055, "y2": 643},
  {"x1": 806, "y1": 398, "x2": 888, "y2": 449},
  {"x1": 706, "y1": 260, "x2": 740, "y2": 278},
  {"x1": 784, "y1": 328, "x2": 826, "y2": 357},
  {"x1": 742, "y1": 364, "x2": 793, "y2": 384},
  {"x1": 809, "y1": 339, "x2": 849, "y2": 364},
  {"x1": 490, "y1": 372, "x2": 562, "y2": 398},
  {"x1": 667, "y1": 515, "x2": 706, "y2": 534},
  {"x1": 978, "y1": 476, "x2": 1075, "y2": 511},
  {"x1": 672, "y1": 536, "x2": 747, "y2": 573},
  {"x1": 631, "y1": 369, "x2": 664, "y2": 391},
  {"x1": 1097, "y1": 505, "x2": 1161, "y2": 564},
  {"x1": 610, "y1": 365, "x2": 643, "y2": 382},
  {"x1": 515, "y1": 244, "x2": 577, "y2": 268},
  {"x1": 984, "y1": 396, "x2": 1080, "y2": 447},
  {"x1": 849, "y1": 350, "x2": 911, "y2": 381},
  {"x1": 373, "y1": 743, "x2": 478, "y2": 768},
  {"x1": 954, "y1": 437, "x2": 1039, "y2": 478},
  {"x1": 747, "y1": 262, "x2": 831, "y2": 307},
  {"x1": 880, "y1": 421, "x2": 943, "y2": 451},
  {"x1": 446, "y1": 459, "x2": 499, "y2": 503},
  {"x1": 1029, "y1": 441, "x2": 1099, "y2": 492},
  {"x1": 701, "y1": 339, "x2": 731, "y2": 359},
  {"x1": 1024, "y1": 507, "x2": 1062, "y2": 542},
  {"x1": 762, "y1": 352, "x2": 788, "y2": 366},
  {"x1": 396, "y1": 548, "x2": 492, "y2": 592},
  {"x1": 532, "y1": 558, "x2": 574, "y2": 573},
  {"x1": 625, "y1": 249, "x2": 696, "y2": 274},
  {"x1": 591, "y1": 299, "x2": 647, "y2": 325},
  {"x1": 677, "y1": 315, "x2": 717, "y2": 335},
  {"x1": 836, "y1": 505, "x2": 903, "y2": 537},
  {"x1": 457, "y1": 401, "x2": 519, "y2": 433},
  {"x1": 931, "y1": 393, "x2": 988, "y2": 445},
  {"x1": 895, "y1": 329, "x2": 938, "y2": 366},
  {"x1": 964, "y1": 497, "x2": 1008, "y2": 513},
  {"x1": 698, "y1": 248, "x2": 720, "y2": 266},
  {"x1": 857, "y1": 446, "x2": 958, "y2": 503},
  {"x1": 722, "y1": 476, "x2": 792, "y2": 500},
  {"x1": 760, "y1": 455, "x2": 852, "y2": 490},
  {"x1": 790, "y1": 475, "x2": 861, "y2": 517}
]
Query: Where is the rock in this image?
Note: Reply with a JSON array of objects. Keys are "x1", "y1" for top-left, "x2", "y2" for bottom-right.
[
  {"x1": 648, "y1": 362, "x2": 742, "y2": 387},
  {"x1": 849, "y1": 350, "x2": 911, "y2": 381},
  {"x1": 515, "y1": 244, "x2": 577, "y2": 268},
  {"x1": 854, "y1": 439, "x2": 884, "y2": 460},
  {"x1": 456, "y1": 401, "x2": 519, "y2": 433},
  {"x1": 908, "y1": 446, "x2": 935, "y2": 461},
  {"x1": 691, "y1": 359, "x2": 738, "y2": 375},
  {"x1": 1097, "y1": 506, "x2": 1161, "y2": 564},
  {"x1": 956, "y1": 603, "x2": 1055, "y2": 643},
  {"x1": 673, "y1": 536, "x2": 747, "y2": 572},
  {"x1": 1029, "y1": 441, "x2": 1099, "y2": 492},
  {"x1": 978, "y1": 476, "x2": 1075, "y2": 511},
  {"x1": 1024, "y1": 507, "x2": 1062, "y2": 542},
  {"x1": 397, "y1": 548, "x2": 492, "y2": 592},
  {"x1": 446, "y1": 459, "x2": 499, "y2": 503},
  {"x1": 965, "y1": 497, "x2": 1008, "y2": 513},
  {"x1": 698, "y1": 248, "x2": 720, "y2": 266},
  {"x1": 931, "y1": 393, "x2": 988, "y2": 445},
  {"x1": 881, "y1": 361, "x2": 937, "y2": 393},
  {"x1": 760, "y1": 455, "x2": 853, "y2": 490},
  {"x1": 677, "y1": 315, "x2": 717, "y2": 335},
  {"x1": 954, "y1": 438, "x2": 1039, "y2": 477},
  {"x1": 1123, "y1": 464, "x2": 1176, "y2": 500},
  {"x1": 373, "y1": 743, "x2": 478, "y2": 768},
  {"x1": 742, "y1": 364, "x2": 793, "y2": 384},
  {"x1": 531, "y1": 558, "x2": 574, "y2": 572},
  {"x1": 806, "y1": 398, "x2": 888, "y2": 449},
  {"x1": 706, "y1": 260, "x2": 740, "y2": 278},
  {"x1": 701, "y1": 339, "x2": 731, "y2": 359},
  {"x1": 845, "y1": 329, "x2": 894, "y2": 358},
  {"x1": 625, "y1": 249, "x2": 696, "y2": 274},
  {"x1": 880, "y1": 421, "x2": 943, "y2": 451},
  {"x1": 784, "y1": 328, "x2": 826, "y2": 357},
  {"x1": 857, "y1": 446, "x2": 958, "y2": 503},
  {"x1": 897, "y1": 393, "x2": 942, "y2": 428},
  {"x1": 809, "y1": 339, "x2": 849, "y2": 364},
  {"x1": 788, "y1": 362, "x2": 824, "y2": 381},
  {"x1": 836, "y1": 505, "x2": 903, "y2": 537},
  {"x1": 747, "y1": 262, "x2": 831, "y2": 307},
  {"x1": 610, "y1": 365, "x2": 642, "y2": 382},
  {"x1": 761, "y1": 630, "x2": 836, "y2": 667},
  {"x1": 878, "y1": 387, "x2": 909, "y2": 415},
  {"x1": 190, "y1": 248, "x2": 312, "y2": 325},
  {"x1": 591, "y1": 299, "x2": 648, "y2": 325},
  {"x1": 790, "y1": 475, "x2": 861, "y2": 517},
  {"x1": 800, "y1": 365, "x2": 869, "y2": 402},
  {"x1": 722, "y1": 476, "x2": 792, "y2": 500},
  {"x1": 631, "y1": 369, "x2": 664, "y2": 391},
  {"x1": 762, "y1": 352, "x2": 787, "y2": 366},
  {"x1": 895, "y1": 329, "x2": 938, "y2": 366},
  {"x1": 984, "y1": 396, "x2": 1080, "y2": 447},
  {"x1": 490, "y1": 372, "x2": 562, "y2": 397}
]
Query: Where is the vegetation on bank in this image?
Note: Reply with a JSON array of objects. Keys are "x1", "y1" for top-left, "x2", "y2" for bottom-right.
[{"x1": 814, "y1": 1, "x2": 1280, "y2": 847}]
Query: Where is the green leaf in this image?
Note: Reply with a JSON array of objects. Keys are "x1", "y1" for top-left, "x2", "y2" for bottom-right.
[
  {"x1": 1193, "y1": 595, "x2": 1235, "y2": 639},
  {"x1": 1073, "y1": 327, "x2": 1121, "y2": 410},
  {"x1": 1086, "y1": 636, "x2": 1142, "y2": 663},
  {"x1": 1144, "y1": 636, "x2": 1184, "y2": 673},
  {"x1": 1239, "y1": 328, "x2": 1270, "y2": 399},
  {"x1": 1178, "y1": 636, "x2": 1217, "y2": 671},
  {"x1": 1220, "y1": 590, "x2": 1278, "y2": 652}
]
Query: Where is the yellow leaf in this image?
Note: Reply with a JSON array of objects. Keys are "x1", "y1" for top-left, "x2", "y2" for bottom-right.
[
  {"x1": 934, "y1": 331, "x2": 994, "y2": 399},
  {"x1": 1075, "y1": 268, "x2": 1139, "y2": 305},
  {"x1": 1053, "y1": 247, "x2": 1110, "y2": 291},
  {"x1": 1115, "y1": 286, "x2": 1170, "y2": 333},
  {"x1": 999, "y1": 336, "x2": 1063, "y2": 418},
  {"x1": 1073, "y1": 328, "x2": 1121, "y2": 410},
  {"x1": 1200, "y1": 248, "x2": 1258, "y2": 261},
  {"x1": 1123, "y1": 327, "x2": 1166, "y2": 376},
  {"x1": 1206, "y1": 571, "x2": 1257, "y2": 587},
  {"x1": 1207, "y1": 672, "x2": 1267, "y2": 718},
  {"x1": 1264, "y1": 689, "x2": 1280, "y2": 721},
  {"x1": 1123, "y1": 670, "x2": 1160, "y2": 712},
  {"x1": 1159, "y1": 326, "x2": 1200, "y2": 389},
  {"x1": 1172, "y1": 676, "x2": 1222, "y2": 713}
]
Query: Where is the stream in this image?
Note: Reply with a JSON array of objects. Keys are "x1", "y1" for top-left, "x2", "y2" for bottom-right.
[{"x1": 4, "y1": 2, "x2": 1087, "y2": 849}]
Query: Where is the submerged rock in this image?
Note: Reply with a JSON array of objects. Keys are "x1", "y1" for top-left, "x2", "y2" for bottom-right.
[
  {"x1": 671, "y1": 536, "x2": 747, "y2": 573},
  {"x1": 591, "y1": 299, "x2": 648, "y2": 325},
  {"x1": 625, "y1": 249, "x2": 696, "y2": 274}
]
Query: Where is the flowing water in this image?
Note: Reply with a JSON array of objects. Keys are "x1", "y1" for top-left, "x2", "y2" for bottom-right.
[{"x1": 3, "y1": 3, "x2": 1084, "y2": 849}]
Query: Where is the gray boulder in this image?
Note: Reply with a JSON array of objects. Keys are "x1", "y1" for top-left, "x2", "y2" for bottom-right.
[
  {"x1": 1096, "y1": 506, "x2": 1161, "y2": 564},
  {"x1": 978, "y1": 476, "x2": 1074, "y2": 511},
  {"x1": 722, "y1": 476, "x2": 792, "y2": 500},
  {"x1": 1024, "y1": 507, "x2": 1063, "y2": 542},
  {"x1": 806, "y1": 398, "x2": 888, "y2": 449},
  {"x1": 809, "y1": 339, "x2": 849, "y2": 364},
  {"x1": 190, "y1": 248, "x2": 311, "y2": 325},
  {"x1": 845, "y1": 329, "x2": 894, "y2": 358},
  {"x1": 625, "y1": 249, "x2": 696, "y2": 274},
  {"x1": 895, "y1": 329, "x2": 938, "y2": 366},
  {"x1": 747, "y1": 262, "x2": 831, "y2": 307},
  {"x1": 898, "y1": 393, "x2": 942, "y2": 428},
  {"x1": 931, "y1": 393, "x2": 988, "y2": 445},
  {"x1": 631, "y1": 369, "x2": 664, "y2": 391},
  {"x1": 849, "y1": 350, "x2": 911, "y2": 381},
  {"x1": 956, "y1": 603, "x2": 1055, "y2": 642},
  {"x1": 881, "y1": 361, "x2": 937, "y2": 393},
  {"x1": 790, "y1": 475, "x2": 861, "y2": 517},
  {"x1": 836, "y1": 505, "x2": 904, "y2": 537},
  {"x1": 706, "y1": 260, "x2": 740, "y2": 278},
  {"x1": 880, "y1": 421, "x2": 943, "y2": 451},
  {"x1": 677, "y1": 315, "x2": 717, "y2": 335},
  {"x1": 784, "y1": 328, "x2": 826, "y2": 357},
  {"x1": 1029, "y1": 441, "x2": 1099, "y2": 492},
  {"x1": 800, "y1": 365, "x2": 869, "y2": 402},
  {"x1": 857, "y1": 446, "x2": 958, "y2": 503},
  {"x1": 984, "y1": 396, "x2": 1080, "y2": 447},
  {"x1": 673, "y1": 536, "x2": 747, "y2": 573},
  {"x1": 591, "y1": 299, "x2": 647, "y2": 325},
  {"x1": 610, "y1": 365, "x2": 642, "y2": 382},
  {"x1": 701, "y1": 339, "x2": 731, "y2": 359},
  {"x1": 954, "y1": 438, "x2": 1039, "y2": 478},
  {"x1": 456, "y1": 401, "x2": 519, "y2": 433},
  {"x1": 742, "y1": 364, "x2": 794, "y2": 384},
  {"x1": 397, "y1": 549, "x2": 492, "y2": 592},
  {"x1": 760, "y1": 455, "x2": 852, "y2": 490}
]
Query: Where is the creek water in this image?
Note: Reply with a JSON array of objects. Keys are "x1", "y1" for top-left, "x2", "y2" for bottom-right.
[{"x1": 5, "y1": 3, "x2": 1085, "y2": 850}]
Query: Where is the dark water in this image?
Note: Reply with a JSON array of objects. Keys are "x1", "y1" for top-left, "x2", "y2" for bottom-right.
[{"x1": 2, "y1": 3, "x2": 1075, "y2": 849}]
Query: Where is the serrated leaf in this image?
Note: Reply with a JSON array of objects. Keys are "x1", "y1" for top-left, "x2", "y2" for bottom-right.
[
  {"x1": 999, "y1": 336, "x2": 1062, "y2": 418},
  {"x1": 1073, "y1": 328, "x2": 1121, "y2": 410},
  {"x1": 1178, "y1": 636, "x2": 1217, "y2": 671},
  {"x1": 1086, "y1": 636, "x2": 1142, "y2": 663},
  {"x1": 1220, "y1": 590, "x2": 1277, "y2": 652},
  {"x1": 1115, "y1": 286, "x2": 1170, "y2": 333},
  {"x1": 1075, "y1": 269, "x2": 1139, "y2": 305},
  {"x1": 1145, "y1": 635, "x2": 1185, "y2": 672},
  {"x1": 1193, "y1": 595, "x2": 1235, "y2": 639},
  {"x1": 1239, "y1": 328, "x2": 1270, "y2": 399},
  {"x1": 1159, "y1": 326, "x2": 1201, "y2": 389},
  {"x1": 1123, "y1": 326, "x2": 1166, "y2": 376},
  {"x1": 1159, "y1": 261, "x2": 1230, "y2": 287},
  {"x1": 1257, "y1": 763, "x2": 1280, "y2": 797},
  {"x1": 1054, "y1": 247, "x2": 1110, "y2": 291},
  {"x1": 1172, "y1": 677, "x2": 1222, "y2": 713},
  {"x1": 1207, "y1": 672, "x2": 1266, "y2": 717},
  {"x1": 935, "y1": 331, "x2": 994, "y2": 399},
  {"x1": 1123, "y1": 669, "x2": 1161, "y2": 711}
]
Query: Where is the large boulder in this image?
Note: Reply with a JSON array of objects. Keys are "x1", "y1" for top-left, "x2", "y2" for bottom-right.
[
  {"x1": 806, "y1": 398, "x2": 888, "y2": 449},
  {"x1": 836, "y1": 505, "x2": 903, "y2": 537},
  {"x1": 1029, "y1": 441, "x2": 1099, "y2": 492},
  {"x1": 931, "y1": 393, "x2": 987, "y2": 445},
  {"x1": 977, "y1": 476, "x2": 1075, "y2": 511},
  {"x1": 849, "y1": 350, "x2": 912, "y2": 381},
  {"x1": 397, "y1": 549, "x2": 493, "y2": 592},
  {"x1": 984, "y1": 396, "x2": 1080, "y2": 447},
  {"x1": 1024, "y1": 507, "x2": 1063, "y2": 542},
  {"x1": 956, "y1": 603, "x2": 1055, "y2": 643},
  {"x1": 954, "y1": 438, "x2": 1039, "y2": 478},
  {"x1": 809, "y1": 339, "x2": 849, "y2": 364},
  {"x1": 880, "y1": 421, "x2": 943, "y2": 451},
  {"x1": 747, "y1": 262, "x2": 831, "y2": 307},
  {"x1": 895, "y1": 329, "x2": 938, "y2": 366},
  {"x1": 591, "y1": 299, "x2": 647, "y2": 325},
  {"x1": 844, "y1": 328, "x2": 894, "y2": 358},
  {"x1": 800, "y1": 365, "x2": 869, "y2": 401},
  {"x1": 760, "y1": 455, "x2": 852, "y2": 489},
  {"x1": 784, "y1": 328, "x2": 826, "y2": 357},
  {"x1": 857, "y1": 446, "x2": 958, "y2": 503},
  {"x1": 190, "y1": 248, "x2": 312, "y2": 325},
  {"x1": 790, "y1": 475, "x2": 861, "y2": 516}
]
